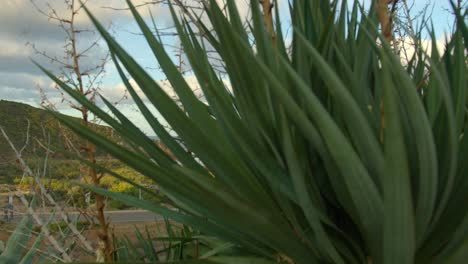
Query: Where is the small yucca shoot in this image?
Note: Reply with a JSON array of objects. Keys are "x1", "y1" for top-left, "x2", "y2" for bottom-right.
[{"x1": 38, "y1": 0, "x2": 467, "y2": 263}]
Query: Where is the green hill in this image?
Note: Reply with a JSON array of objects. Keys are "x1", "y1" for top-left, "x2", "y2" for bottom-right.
[{"x1": 0, "y1": 100, "x2": 113, "y2": 163}]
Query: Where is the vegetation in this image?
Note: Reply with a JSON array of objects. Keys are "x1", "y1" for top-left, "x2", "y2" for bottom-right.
[
  {"x1": 0, "y1": 100, "x2": 113, "y2": 165},
  {"x1": 9, "y1": 160, "x2": 158, "y2": 208},
  {"x1": 35, "y1": 0, "x2": 468, "y2": 263},
  {"x1": 1, "y1": 159, "x2": 80, "y2": 184}
]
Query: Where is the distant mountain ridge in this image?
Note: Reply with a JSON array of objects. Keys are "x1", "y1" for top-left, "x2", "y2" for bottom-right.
[{"x1": 0, "y1": 100, "x2": 113, "y2": 162}]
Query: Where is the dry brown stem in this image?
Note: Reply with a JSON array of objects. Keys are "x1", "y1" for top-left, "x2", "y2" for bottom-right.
[
  {"x1": 30, "y1": 0, "x2": 113, "y2": 260},
  {"x1": 261, "y1": 0, "x2": 276, "y2": 46},
  {"x1": 376, "y1": 0, "x2": 394, "y2": 42}
]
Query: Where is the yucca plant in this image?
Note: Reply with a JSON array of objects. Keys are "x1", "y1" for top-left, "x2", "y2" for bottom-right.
[
  {"x1": 36, "y1": 0, "x2": 467, "y2": 263},
  {"x1": 113, "y1": 219, "x2": 247, "y2": 262}
]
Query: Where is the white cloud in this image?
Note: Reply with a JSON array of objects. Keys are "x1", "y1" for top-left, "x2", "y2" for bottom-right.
[
  {"x1": 95, "y1": 74, "x2": 230, "y2": 135},
  {"x1": 0, "y1": 38, "x2": 31, "y2": 57},
  {"x1": 98, "y1": 75, "x2": 209, "y2": 105},
  {"x1": 396, "y1": 36, "x2": 447, "y2": 64},
  {"x1": 0, "y1": 0, "x2": 138, "y2": 104}
]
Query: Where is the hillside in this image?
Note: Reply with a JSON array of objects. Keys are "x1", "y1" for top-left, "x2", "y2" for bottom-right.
[{"x1": 0, "y1": 100, "x2": 113, "y2": 163}]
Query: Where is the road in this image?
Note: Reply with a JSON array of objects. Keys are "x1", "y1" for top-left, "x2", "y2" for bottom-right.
[{"x1": 5, "y1": 210, "x2": 162, "y2": 224}]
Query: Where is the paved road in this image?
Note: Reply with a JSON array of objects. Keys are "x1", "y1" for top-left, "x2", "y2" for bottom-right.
[{"x1": 5, "y1": 210, "x2": 162, "y2": 224}]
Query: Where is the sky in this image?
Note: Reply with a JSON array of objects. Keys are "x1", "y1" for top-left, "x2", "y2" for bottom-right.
[{"x1": 0, "y1": 0, "x2": 462, "y2": 135}]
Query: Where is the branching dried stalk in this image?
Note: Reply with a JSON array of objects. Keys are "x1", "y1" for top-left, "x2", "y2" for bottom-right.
[
  {"x1": 0, "y1": 125, "x2": 94, "y2": 252},
  {"x1": 0, "y1": 126, "x2": 74, "y2": 262},
  {"x1": 17, "y1": 194, "x2": 72, "y2": 262},
  {"x1": 30, "y1": 0, "x2": 113, "y2": 260}
]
